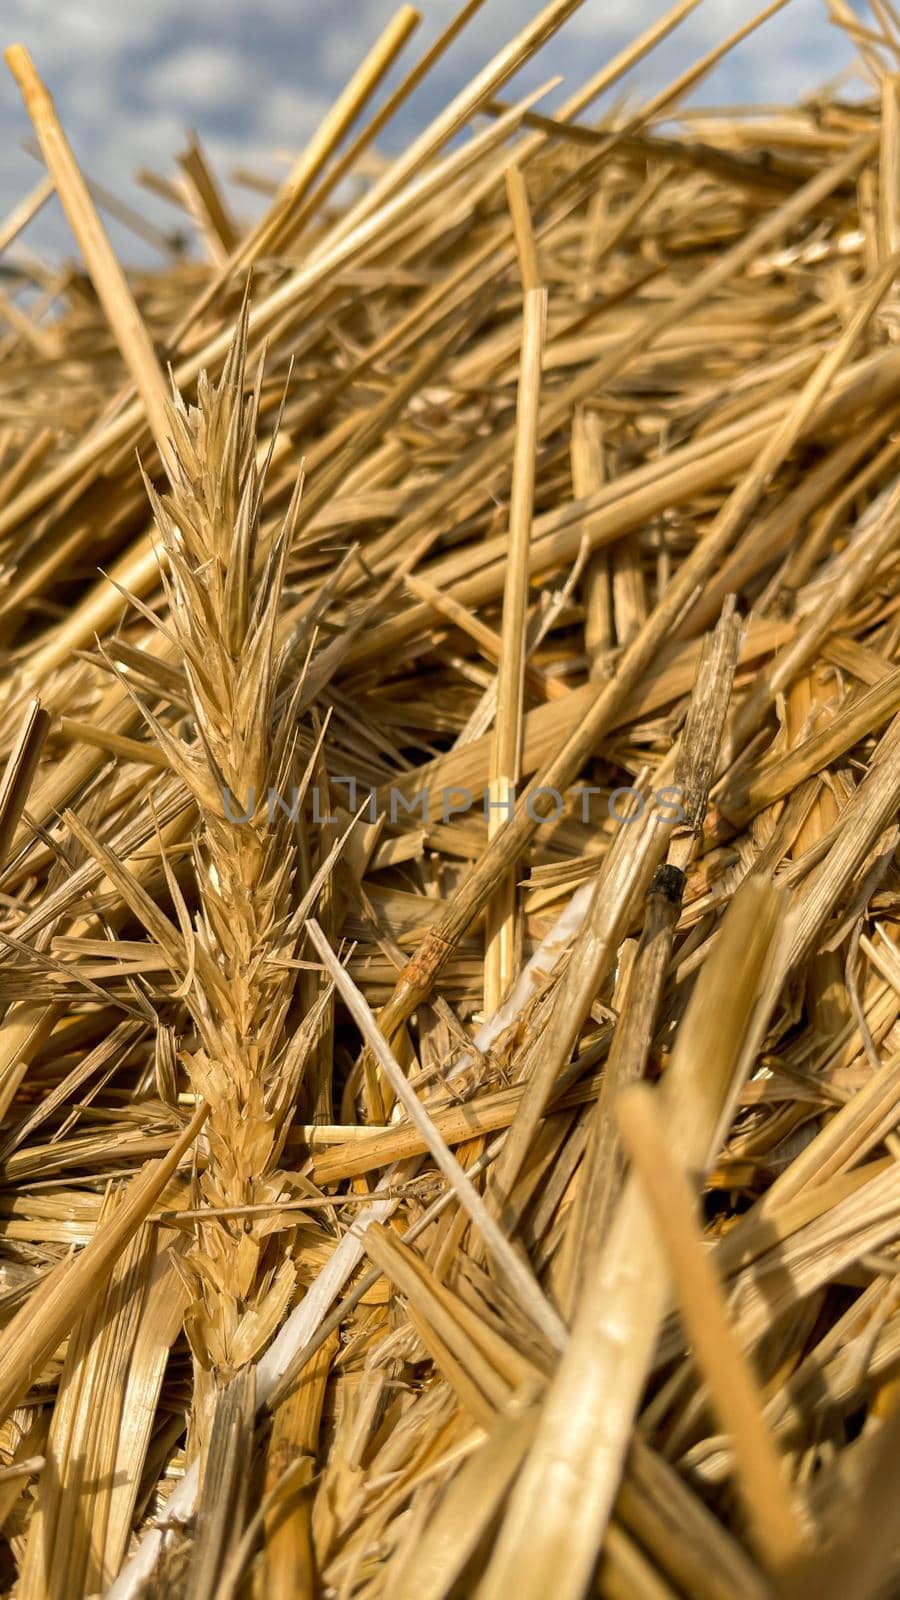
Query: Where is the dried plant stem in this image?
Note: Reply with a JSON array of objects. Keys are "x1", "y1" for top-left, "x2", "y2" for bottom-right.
[
  {"x1": 175, "y1": 3, "x2": 420, "y2": 338},
  {"x1": 616, "y1": 1083, "x2": 810, "y2": 1579},
  {"x1": 4, "y1": 47, "x2": 175, "y2": 474},
  {"x1": 485, "y1": 169, "x2": 546, "y2": 1013},
  {"x1": 0, "y1": 1105, "x2": 206, "y2": 1425},
  {"x1": 478, "y1": 877, "x2": 785, "y2": 1600},
  {"x1": 376, "y1": 138, "x2": 885, "y2": 1044},
  {"x1": 1, "y1": 11, "x2": 900, "y2": 1594},
  {"x1": 305, "y1": 919, "x2": 566, "y2": 1352},
  {"x1": 557, "y1": 868, "x2": 681, "y2": 1315},
  {"x1": 572, "y1": 408, "x2": 611, "y2": 674},
  {"x1": 482, "y1": 795, "x2": 673, "y2": 1236}
]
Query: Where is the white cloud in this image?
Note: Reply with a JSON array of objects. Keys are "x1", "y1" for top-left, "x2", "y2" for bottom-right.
[
  {"x1": 145, "y1": 45, "x2": 254, "y2": 111},
  {"x1": 0, "y1": 0, "x2": 873, "y2": 263}
]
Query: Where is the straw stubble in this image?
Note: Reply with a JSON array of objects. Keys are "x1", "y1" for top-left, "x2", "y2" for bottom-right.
[{"x1": 0, "y1": 4, "x2": 898, "y2": 1597}]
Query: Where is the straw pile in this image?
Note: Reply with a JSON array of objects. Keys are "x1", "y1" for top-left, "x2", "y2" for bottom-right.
[{"x1": 0, "y1": 0, "x2": 897, "y2": 1595}]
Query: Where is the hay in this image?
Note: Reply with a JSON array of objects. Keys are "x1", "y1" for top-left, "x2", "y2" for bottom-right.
[{"x1": 0, "y1": 2, "x2": 896, "y2": 1596}]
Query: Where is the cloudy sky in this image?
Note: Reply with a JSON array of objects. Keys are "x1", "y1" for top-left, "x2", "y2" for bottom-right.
[{"x1": 0, "y1": 0, "x2": 873, "y2": 263}]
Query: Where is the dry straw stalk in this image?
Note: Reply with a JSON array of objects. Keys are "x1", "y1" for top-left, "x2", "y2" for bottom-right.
[{"x1": 0, "y1": 3, "x2": 896, "y2": 1597}]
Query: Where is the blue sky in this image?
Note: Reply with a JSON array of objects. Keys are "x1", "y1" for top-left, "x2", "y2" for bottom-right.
[{"x1": 0, "y1": 1, "x2": 873, "y2": 264}]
